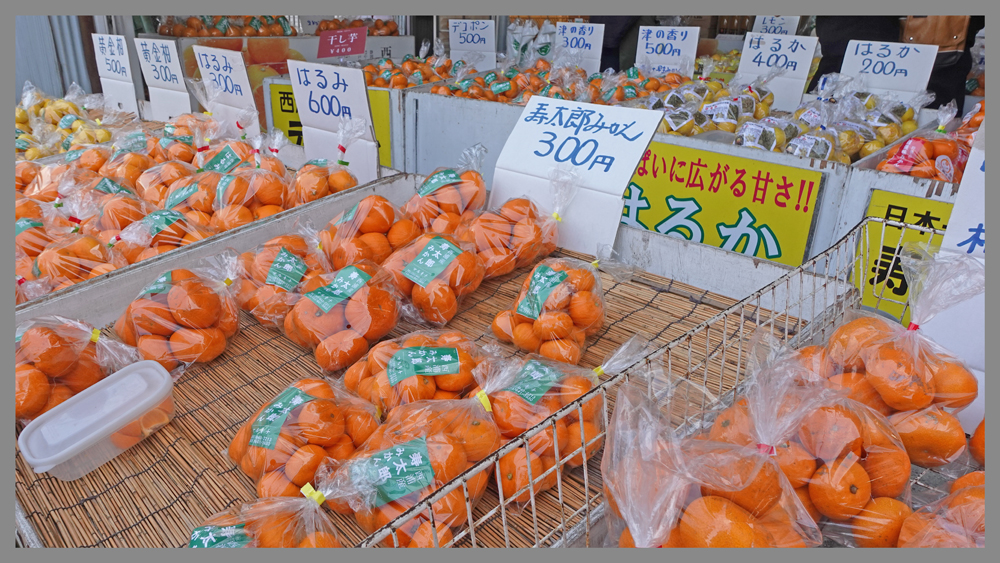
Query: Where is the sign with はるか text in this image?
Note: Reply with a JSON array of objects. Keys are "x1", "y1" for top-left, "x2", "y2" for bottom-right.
[
  {"x1": 191, "y1": 45, "x2": 257, "y2": 130},
  {"x1": 841, "y1": 40, "x2": 938, "y2": 101},
  {"x1": 737, "y1": 33, "x2": 818, "y2": 111}
]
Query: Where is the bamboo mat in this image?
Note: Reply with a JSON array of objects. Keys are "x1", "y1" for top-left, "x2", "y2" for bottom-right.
[{"x1": 15, "y1": 249, "x2": 780, "y2": 548}]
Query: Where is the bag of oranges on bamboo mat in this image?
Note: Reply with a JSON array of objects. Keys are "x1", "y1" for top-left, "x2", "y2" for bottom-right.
[
  {"x1": 313, "y1": 387, "x2": 503, "y2": 547},
  {"x1": 316, "y1": 195, "x2": 422, "y2": 270},
  {"x1": 113, "y1": 209, "x2": 218, "y2": 264},
  {"x1": 289, "y1": 118, "x2": 366, "y2": 206},
  {"x1": 15, "y1": 315, "x2": 140, "y2": 423},
  {"x1": 380, "y1": 233, "x2": 485, "y2": 327},
  {"x1": 491, "y1": 247, "x2": 633, "y2": 365},
  {"x1": 454, "y1": 169, "x2": 578, "y2": 279},
  {"x1": 113, "y1": 254, "x2": 241, "y2": 376},
  {"x1": 894, "y1": 485, "x2": 984, "y2": 548},
  {"x1": 228, "y1": 378, "x2": 381, "y2": 498},
  {"x1": 401, "y1": 144, "x2": 488, "y2": 232},
  {"x1": 31, "y1": 233, "x2": 127, "y2": 289},
  {"x1": 188, "y1": 495, "x2": 345, "y2": 548},
  {"x1": 342, "y1": 330, "x2": 495, "y2": 416},
  {"x1": 875, "y1": 101, "x2": 970, "y2": 183}
]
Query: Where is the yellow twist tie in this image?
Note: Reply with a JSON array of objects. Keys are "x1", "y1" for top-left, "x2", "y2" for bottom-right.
[
  {"x1": 90, "y1": 329, "x2": 101, "y2": 343},
  {"x1": 95, "y1": 119, "x2": 102, "y2": 125},
  {"x1": 223, "y1": 277, "x2": 233, "y2": 286},
  {"x1": 204, "y1": 112, "x2": 213, "y2": 116},
  {"x1": 591, "y1": 260, "x2": 600, "y2": 268},
  {"x1": 300, "y1": 483, "x2": 326, "y2": 505},
  {"x1": 592, "y1": 366, "x2": 605, "y2": 377},
  {"x1": 317, "y1": 243, "x2": 323, "y2": 251},
  {"x1": 475, "y1": 390, "x2": 492, "y2": 412},
  {"x1": 551, "y1": 212, "x2": 562, "y2": 222}
]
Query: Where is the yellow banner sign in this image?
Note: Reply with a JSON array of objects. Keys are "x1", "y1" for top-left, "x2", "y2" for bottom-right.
[
  {"x1": 623, "y1": 141, "x2": 822, "y2": 266},
  {"x1": 858, "y1": 189, "x2": 954, "y2": 324}
]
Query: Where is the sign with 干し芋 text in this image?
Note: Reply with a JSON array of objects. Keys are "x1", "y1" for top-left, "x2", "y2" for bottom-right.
[
  {"x1": 636, "y1": 26, "x2": 700, "y2": 76},
  {"x1": 737, "y1": 33, "x2": 818, "y2": 111},
  {"x1": 191, "y1": 45, "x2": 257, "y2": 130},
  {"x1": 841, "y1": 40, "x2": 938, "y2": 101},
  {"x1": 317, "y1": 28, "x2": 367, "y2": 58},
  {"x1": 450, "y1": 19, "x2": 497, "y2": 70},
  {"x1": 133, "y1": 37, "x2": 190, "y2": 121},
  {"x1": 555, "y1": 22, "x2": 605, "y2": 76},
  {"x1": 491, "y1": 97, "x2": 661, "y2": 254},
  {"x1": 92, "y1": 34, "x2": 139, "y2": 114},
  {"x1": 751, "y1": 16, "x2": 800, "y2": 35},
  {"x1": 623, "y1": 141, "x2": 821, "y2": 266}
]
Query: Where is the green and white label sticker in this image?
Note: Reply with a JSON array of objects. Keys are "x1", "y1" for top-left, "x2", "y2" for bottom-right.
[
  {"x1": 386, "y1": 347, "x2": 460, "y2": 385},
  {"x1": 402, "y1": 236, "x2": 462, "y2": 287},
  {"x1": 15, "y1": 218, "x2": 43, "y2": 236},
  {"x1": 355, "y1": 437, "x2": 434, "y2": 507},
  {"x1": 537, "y1": 70, "x2": 549, "y2": 81},
  {"x1": 491, "y1": 81, "x2": 512, "y2": 95},
  {"x1": 248, "y1": 17, "x2": 263, "y2": 31},
  {"x1": 64, "y1": 149, "x2": 85, "y2": 162},
  {"x1": 589, "y1": 72, "x2": 603, "y2": 83},
  {"x1": 417, "y1": 169, "x2": 461, "y2": 197},
  {"x1": 249, "y1": 387, "x2": 316, "y2": 449},
  {"x1": 516, "y1": 265, "x2": 568, "y2": 320},
  {"x1": 188, "y1": 524, "x2": 252, "y2": 548},
  {"x1": 380, "y1": 69, "x2": 394, "y2": 81},
  {"x1": 60, "y1": 136, "x2": 73, "y2": 151},
  {"x1": 333, "y1": 202, "x2": 360, "y2": 227},
  {"x1": 15, "y1": 139, "x2": 29, "y2": 150},
  {"x1": 457, "y1": 78, "x2": 474, "y2": 92},
  {"x1": 15, "y1": 128, "x2": 26, "y2": 137},
  {"x1": 119, "y1": 132, "x2": 148, "y2": 153},
  {"x1": 305, "y1": 266, "x2": 371, "y2": 313},
  {"x1": 216, "y1": 175, "x2": 237, "y2": 203},
  {"x1": 411, "y1": 72, "x2": 423, "y2": 85},
  {"x1": 265, "y1": 248, "x2": 307, "y2": 291},
  {"x1": 32, "y1": 259, "x2": 41, "y2": 278},
  {"x1": 142, "y1": 209, "x2": 184, "y2": 236},
  {"x1": 505, "y1": 67, "x2": 520, "y2": 79},
  {"x1": 452, "y1": 60, "x2": 466, "y2": 74},
  {"x1": 93, "y1": 177, "x2": 131, "y2": 196},
  {"x1": 623, "y1": 85, "x2": 638, "y2": 99},
  {"x1": 262, "y1": 15, "x2": 275, "y2": 24},
  {"x1": 625, "y1": 67, "x2": 640, "y2": 80},
  {"x1": 277, "y1": 16, "x2": 292, "y2": 35},
  {"x1": 165, "y1": 182, "x2": 198, "y2": 209},
  {"x1": 201, "y1": 145, "x2": 241, "y2": 173},
  {"x1": 140, "y1": 271, "x2": 173, "y2": 296},
  {"x1": 306, "y1": 158, "x2": 328, "y2": 167},
  {"x1": 504, "y1": 360, "x2": 564, "y2": 404},
  {"x1": 58, "y1": 114, "x2": 80, "y2": 129},
  {"x1": 160, "y1": 135, "x2": 193, "y2": 148},
  {"x1": 483, "y1": 71, "x2": 498, "y2": 85}
]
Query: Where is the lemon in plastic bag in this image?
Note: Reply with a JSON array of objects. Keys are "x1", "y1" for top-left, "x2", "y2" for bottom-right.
[
  {"x1": 838, "y1": 130, "x2": 863, "y2": 156},
  {"x1": 877, "y1": 123, "x2": 902, "y2": 144},
  {"x1": 833, "y1": 150, "x2": 852, "y2": 165},
  {"x1": 859, "y1": 139, "x2": 886, "y2": 159},
  {"x1": 901, "y1": 120, "x2": 919, "y2": 135},
  {"x1": 754, "y1": 102, "x2": 770, "y2": 120}
]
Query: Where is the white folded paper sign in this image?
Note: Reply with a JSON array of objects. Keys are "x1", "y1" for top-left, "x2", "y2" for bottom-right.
[
  {"x1": 301, "y1": 127, "x2": 380, "y2": 186},
  {"x1": 490, "y1": 97, "x2": 661, "y2": 255},
  {"x1": 92, "y1": 34, "x2": 139, "y2": 115},
  {"x1": 146, "y1": 89, "x2": 191, "y2": 123}
]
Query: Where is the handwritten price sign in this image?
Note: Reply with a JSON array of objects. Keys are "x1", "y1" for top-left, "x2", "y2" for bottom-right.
[
  {"x1": 737, "y1": 32, "x2": 818, "y2": 111},
  {"x1": 841, "y1": 40, "x2": 938, "y2": 98},
  {"x1": 492, "y1": 96, "x2": 660, "y2": 254},
  {"x1": 317, "y1": 27, "x2": 367, "y2": 58},
  {"x1": 191, "y1": 45, "x2": 256, "y2": 129},
  {"x1": 751, "y1": 16, "x2": 800, "y2": 36},
  {"x1": 91, "y1": 33, "x2": 138, "y2": 114},
  {"x1": 555, "y1": 22, "x2": 605, "y2": 75},
  {"x1": 133, "y1": 37, "x2": 189, "y2": 121},
  {"x1": 636, "y1": 26, "x2": 700, "y2": 75},
  {"x1": 450, "y1": 19, "x2": 496, "y2": 68}
]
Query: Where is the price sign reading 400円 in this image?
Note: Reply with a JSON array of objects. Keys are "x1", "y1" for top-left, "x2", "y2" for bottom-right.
[
  {"x1": 737, "y1": 32, "x2": 819, "y2": 112},
  {"x1": 623, "y1": 141, "x2": 822, "y2": 267},
  {"x1": 133, "y1": 37, "x2": 190, "y2": 121},
  {"x1": 492, "y1": 96, "x2": 661, "y2": 255},
  {"x1": 190, "y1": 45, "x2": 257, "y2": 130},
  {"x1": 555, "y1": 22, "x2": 605, "y2": 76},
  {"x1": 91, "y1": 33, "x2": 139, "y2": 114},
  {"x1": 636, "y1": 26, "x2": 700, "y2": 76}
]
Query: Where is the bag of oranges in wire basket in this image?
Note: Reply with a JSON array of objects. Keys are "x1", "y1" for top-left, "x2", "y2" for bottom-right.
[
  {"x1": 315, "y1": 195, "x2": 422, "y2": 270},
  {"x1": 228, "y1": 377, "x2": 381, "y2": 499},
  {"x1": 289, "y1": 118, "x2": 366, "y2": 206},
  {"x1": 188, "y1": 495, "x2": 345, "y2": 548},
  {"x1": 313, "y1": 379, "x2": 504, "y2": 548},
  {"x1": 402, "y1": 143, "x2": 489, "y2": 232}
]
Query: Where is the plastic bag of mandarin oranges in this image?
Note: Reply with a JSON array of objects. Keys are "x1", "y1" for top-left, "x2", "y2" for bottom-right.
[
  {"x1": 230, "y1": 233, "x2": 332, "y2": 329},
  {"x1": 454, "y1": 169, "x2": 578, "y2": 279},
  {"x1": 16, "y1": 204, "x2": 58, "y2": 259},
  {"x1": 113, "y1": 209, "x2": 218, "y2": 264},
  {"x1": 24, "y1": 163, "x2": 94, "y2": 203},
  {"x1": 153, "y1": 123, "x2": 198, "y2": 164},
  {"x1": 15, "y1": 160, "x2": 41, "y2": 192},
  {"x1": 64, "y1": 144, "x2": 112, "y2": 174},
  {"x1": 97, "y1": 129, "x2": 160, "y2": 190},
  {"x1": 313, "y1": 381, "x2": 503, "y2": 548},
  {"x1": 188, "y1": 496, "x2": 345, "y2": 549},
  {"x1": 317, "y1": 195, "x2": 422, "y2": 270},
  {"x1": 15, "y1": 273, "x2": 53, "y2": 305},
  {"x1": 227, "y1": 377, "x2": 381, "y2": 500},
  {"x1": 212, "y1": 164, "x2": 292, "y2": 227},
  {"x1": 15, "y1": 315, "x2": 140, "y2": 424},
  {"x1": 136, "y1": 160, "x2": 197, "y2": 207},
  {"x1": 342, "y1": 330, "x2": 494, "y2": 416},
  {"x1": 113, "y1": 254, "x2": 241, "y2": 377},
  {"x1": 894, "y1": 485, "x2": 984, "y2": 548},
  {"x1": 876, "y1": 101, "x2": 970, "y2": 183},
  {"x1": 492, "y1": 247, "x2": 633, "y2": 365},
  {"x1": 402, "y1": 143, "x2": 488, "y2": 232},
  {"x1": 32, "y1": 233, "x2": 127, "y2": 289},
  {"x1": 290, "y1": 118, "x2": 365, "y2": 207}
]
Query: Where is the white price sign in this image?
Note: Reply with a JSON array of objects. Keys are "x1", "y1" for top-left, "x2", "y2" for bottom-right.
[
  {"x1": 752, "y1": 16, "x2": 800, "y2": 35},
  {"x1": 841, "y1": 40, "x2": 938, "y2": 99},
  {"x1": 737, "y1": 33, "x2": 818, "y2": 111},
  {"x1": 449, "y1": 19, "x2": 497, "y2": 69},
  {"x1": 287, "y1": 60, "x2": 379, "y2": 185},
  {"x1": 191, "y1": 45, "x2": 257, "y2": 130},
  {"x1": 636, "y1": 26, "x2": 700, "y2": 75},
  {"x1": 91, "y1": 33, "x2": 138, "y2": 114},
  {"x1": 491, "y1": 97, "x2": 661, "y2": 254},
  {"x1": 133, "y1": 37, "x2": 190, "y2": 122},
  {"x1": 555, "y1": 22, "x2": 605, "y2": 76}
]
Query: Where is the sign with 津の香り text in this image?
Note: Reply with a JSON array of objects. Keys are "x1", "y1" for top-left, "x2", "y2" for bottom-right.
[{"x1": 622, "y1": 142, "x2": 821, "y2": 266}]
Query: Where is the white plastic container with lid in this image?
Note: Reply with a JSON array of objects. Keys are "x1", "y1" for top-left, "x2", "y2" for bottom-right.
[{"x1": 18, "y1": 360, "x2": 175, "y2": 481}]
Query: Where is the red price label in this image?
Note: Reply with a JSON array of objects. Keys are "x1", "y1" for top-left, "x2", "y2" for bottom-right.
[{"x1": 317, "y1": 27, "x2": 367, "y2": 58}]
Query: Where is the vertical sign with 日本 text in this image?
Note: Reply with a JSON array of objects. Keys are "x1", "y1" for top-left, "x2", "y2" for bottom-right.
[
  {"x1": 751, "y1": 16, "x2": 800, "y2": 35},
  {"x1": 555, "y1": 22, "x2": 605, "y2": 76},
  {"x1": 491, "y1": 97, "x2": 661, "y2": 254},
  {"x1": 449, "y1": 19, "x2": 497, "y2": 69},
  {"x1": 191, "y1": 45, "x2": 257, "y2": 130},
  {"x1": 840, "y1": 40, "x2": 938, "y2": 101},
  {"x1": 133, "y1": 38, "x2": 190, "y2": 121},
  {"x1": 737, "y1": 33, "x2": 818, "y2": 111},
  {"x1": 287, "y1": 60, "x2": 379, "y2": 184},
  {"x1": 317, "y1": 28, "x2": 367, "y2": 58},
  {"x1": 636, "y1": 27, "x2": 700, "y2": 76},
  {"x1": 92, "y1": 33, "x2": 139, "y2": 114}
]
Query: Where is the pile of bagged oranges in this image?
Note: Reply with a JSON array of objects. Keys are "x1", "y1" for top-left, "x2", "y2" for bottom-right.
[
  {"x1": 316, "y1": 17, "x2": 400, "y2": 36},
  {"x1": 156, "y1": 16, "x2": 298, "y2": 38}
]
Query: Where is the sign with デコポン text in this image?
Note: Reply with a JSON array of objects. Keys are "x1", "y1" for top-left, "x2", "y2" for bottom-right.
[
  {"x1": 737, "y1": 33, "x2": 818, "y2": 111},
  {"x1": 555, "y1": 22, "x2": 605, "y2": 76},
  {"x1": 132, "y1": 37, "x2": 190, "y2": 122},
  {"x1": 636, "y1": 26, "x2": 700, "y2": 76},
  {"x1": 841, "y1": 40, "x2": 938, "y2": 101},
  {"x1": 91, "y1": 33, "x2": 139, "y2": 115},
  {"x1": 623, "y1": 141, "x2": 821, "y2": 266},
  {"x1": 491, "y1": 97, "x2": 661, "y2": 255},
  {"x1": 287, "y1": 60, "x2": 379, "y2": 185},
  {"x1": 190, "y1": 45, "x2": 257, "y2": 129},
  {"x1": 449, "y1": 19, "x2": 497, "y2": 70},
  {"x1": 317, "y1": 28, "x2": 367, "y2": 58},
  {"x1": 751, "y1": 16, "x2": 800, "y2": 36}
]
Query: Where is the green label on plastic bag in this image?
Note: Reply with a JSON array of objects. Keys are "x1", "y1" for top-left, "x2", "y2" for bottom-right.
[
  {"x1": 491, "y1": 81, "x2": 512, "y2": 95},
  {"x1": 305, "y1": 266, "x2": 371, "y2": 313},
  {"x1": 516, "y1": 265, "x2": 567, "y2": 320},
  {"x1": 93, "y1": 178, "x2": 132, "y2": 196},
  {"x1": 483, "y1": 71, "x2": 498, "y2": 85},
  {"x1": 58, "y1": 114, "x2": 80, "y2": 129},
  {"x1": 141, "y1": 210, "x2": 183, "y2": 236},
  {"x1": 140, "y1": 271, "x2": 172, "y2": 297},
  {"x1": 216, "y1": 175, "x2": 237, "y2": 204},
  {"x1": 505, "y1": 67, "x2": 520, "y2": 79},
  {"x1": 625, "y1": 67, "x2": 640, "y2": 80},
  {"x1": 165, "y1": 182, "x2": 198, "y2": 209},
  {"x1": 305, "y1": 158, "x2": 328, "y2": 167},
  {"x1": 119, "y1": 132, "x2": 147, "y2": 153},
  {"x1": 31, "y1": 259, "x2": 41, "y2": 278},
  {"x1": 201, "y1": 145, "x2": 240, "y2": 173},
  {"x1": 457, "y1": 78, "x2": 474, "y2": 92},
  {"x1": 15, "y1": 139, "x2": 29, "y2": 150},
  {"x1": 386, "y1": 347, "x2": 460, "y2": 385},
  {"x1": 265, "y1": 248, "x2": 307, "y2": 291},
  {"x1": 504, "y1": 360, "x2": 563, "y2": 404},
  {"x1": 333, "y1": 202, "x2": 359, "y2": 226},
  {"x1": 15, "y1": 218, "x2": 43, "y2": 236},
  {"x1": 249, "y1": 387, "x2": 316, "y2": 450},
  {"x1": 356, "y1": 437, "x2": 434, "y2": 507},
  {"x1": 417, "y1": 169, "x2": 461, "y2": 197},
  {"x1": 402, "y1": 236, "x2": 462, "y2": 287},
  {"x1": 189, "y1": 524, "x2": 252, "y2": 548},
  {"x1": 64, "y1": 149, "x2": 85, "y2": 162},
  {"x1": 60, "y1": 136, "x2": 73, "y2": 151},
  {"x1": 248, "y1": 17, "x2": 263, "y2": 31},
  {"x1": 623, "y1": 85, "x2": 638, "y2": 99}
]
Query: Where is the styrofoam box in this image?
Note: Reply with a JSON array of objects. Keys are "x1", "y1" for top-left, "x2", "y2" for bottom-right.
[{"x1": 18, "y1": 360, "x2": 174, "y2": 481}]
